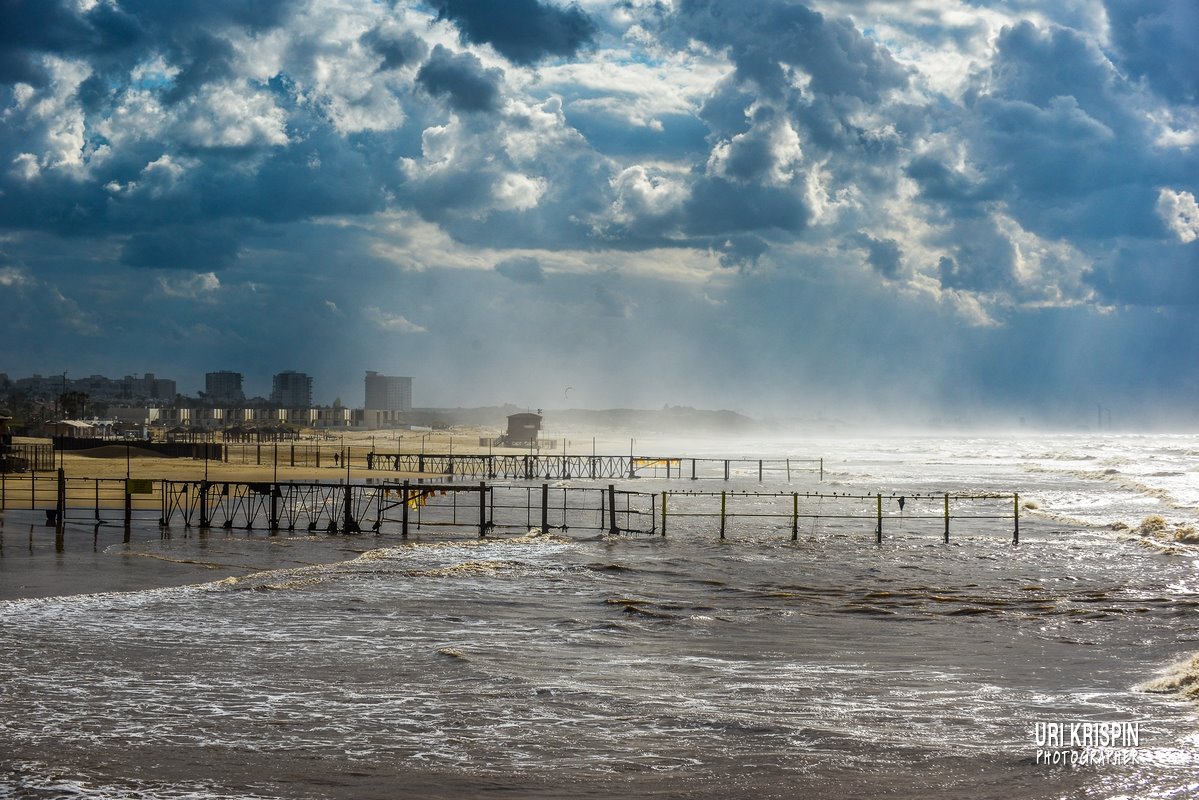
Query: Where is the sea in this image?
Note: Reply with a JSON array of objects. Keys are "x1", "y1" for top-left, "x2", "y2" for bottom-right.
[{"x1": 2, "y1": 432, "x2": 1198, "y2": 799}]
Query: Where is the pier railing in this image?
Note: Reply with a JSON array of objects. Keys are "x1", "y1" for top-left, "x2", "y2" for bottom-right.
[
  {"x1": 77, "y1": 441, "x2": 824, "y2": 482},
  {"x1": 2, "y1": 474, "x2": 1022, "y2": 546}
]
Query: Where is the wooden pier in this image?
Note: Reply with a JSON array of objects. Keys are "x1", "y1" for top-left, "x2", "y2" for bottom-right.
[{"x1": 3, "y1": 473, "x2": 1022, "y2": 546}]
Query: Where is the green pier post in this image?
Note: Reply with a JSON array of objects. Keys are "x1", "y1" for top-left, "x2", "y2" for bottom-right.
[
  {"x1": 792, "y1": 492, "x2": 798, "y2": 541},
  {"x1": 401, "y1": 480, "x2": 410, "y2": 539},
  {"x1": 876, "y1": 494, "x2": 882, "y2": 544},
  {"x1": 607, "y1": 484, "x2": 617, "y2": 535},
  {"x1": 944, "y1": 493, "x2": 950, "y2": 543},
  {"x1": 478, "y1": 481, "x2": 488, "y2": 538},
  {"x1": 1013, "y1": 492, "x2": 1019, "y2": 545},
  {"x1": 720, "y1": 490, "x2": 727, "y2": 540}
]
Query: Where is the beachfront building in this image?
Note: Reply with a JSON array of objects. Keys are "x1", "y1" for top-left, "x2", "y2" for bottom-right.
[
  {"x1": 363, "y1": 371, "x2": 412, "y2": 429},
  {"x1": 364, "y1": 371, "x2": 412, "y2": 412},
  {"x1": 205, "y1": 371, "x2": 245, "y2": 405},
  {"x1": 271, "y1": 371, "x2": 312, "y2": 408},
  {"x1": 10, "y1": 372, "x2": 176, "y2": 404}
]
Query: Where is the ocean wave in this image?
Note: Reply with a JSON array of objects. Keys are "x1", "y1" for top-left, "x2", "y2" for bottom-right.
[
  {"x1": 1023, "y1": 463, "x2": 1191, "y2": 512},
  {"x1": 0, "y1": 762, "x2": 280, "y2": 800},
  {"x1": 1141, "y1": 653, "x2": 1199, "y2": 700}
]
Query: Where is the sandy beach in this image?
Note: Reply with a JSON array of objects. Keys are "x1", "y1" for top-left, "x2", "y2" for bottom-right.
[{"x1": 0, "y1": 427, "x2": 664, "y2": 602}]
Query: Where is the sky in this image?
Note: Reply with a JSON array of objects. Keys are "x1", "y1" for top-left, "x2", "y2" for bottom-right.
[{"x1": 0, "y1": 0, "x2": 1197, "y2": 427}]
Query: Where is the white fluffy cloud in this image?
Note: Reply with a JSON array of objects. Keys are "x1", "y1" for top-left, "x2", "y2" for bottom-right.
[
  {"x1": 365, "y1": 306, "x2": 427, "y2": 333},
  {"x1": 1156, "y1": 188, "x2": 1199, "y2": 244}
]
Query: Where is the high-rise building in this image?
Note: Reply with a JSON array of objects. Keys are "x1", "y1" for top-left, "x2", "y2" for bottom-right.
[
  {"x1": 271, "y1": 371, "x2": 313, "y2": 408},
  {"x1": 205, "y1": 371, "x2": 245, "y2": 405},
  {"x1": 364, "y1": 371, "x2": 412, "y2": 412}
]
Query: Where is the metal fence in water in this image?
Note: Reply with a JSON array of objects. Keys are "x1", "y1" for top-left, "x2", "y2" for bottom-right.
[
  {"x1": 92, "y1": 442, "x2": 825, "y2": 482},
  {"x1": 1, "y1": 474, "x2": 1023, "y2": 545}
]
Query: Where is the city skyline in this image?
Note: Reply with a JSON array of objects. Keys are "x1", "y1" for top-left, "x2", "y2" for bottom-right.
[
  {"x1": 0, "y1": 2, "x2": 1196, "y2": 426},
  {"x1": 1, "y1": 367, "x2": 410, "y2": 409}
]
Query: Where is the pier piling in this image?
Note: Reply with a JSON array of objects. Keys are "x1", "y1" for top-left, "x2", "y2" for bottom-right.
[
  {"x1": 1013, "y1": 493, "x2": 1019, "y2": 545},
  {"x1": 607, "y1": 484, "x2": 617, "y2": 535},
  {"x1": 720, "y1": 490, "x2": 726, "y2": 540},
  {"x1": 479, "y1": 481, "x2": 487, "y2": 538},
  {"x1": 876, "y1": 494, "x2": 882, "y2": 544},
  {"x1": 401, "y1": 480, "x2": 410, "y2": 539},
  {"x1": 792, "y1": 492, "x2": 798, "y2": 541},
  {"x1": 944, "y1": 493, "x2": 950, "y2": 543}
]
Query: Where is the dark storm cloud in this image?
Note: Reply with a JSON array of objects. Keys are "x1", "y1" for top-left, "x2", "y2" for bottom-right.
[
  {"x1": 0, "y1": 0, "x2": 297, "y2": 84},
  {"x1": 416, "y1": 45, "x2": 502, "y2": 112},
  {"x1": 682, "y1": 178, "x2": 808, "y2": 236},
  {"x1": 1103, "y1": 0, "x2": 1199, "y2": 105},
  {"x1": 428, "y1": 0, "x2": 596, "y2": 65},
  {"x1": 676, "y1": 0, "x2": 908, "y2": 102},
  {"x1": 856, "y1": 234, "x2": 902, "y2": 279},
  {"x1": 361, "y1": 25, "x2": 428, "y2": 71},
  {"x1": 715, "y1": 235, "x2": 770, "y2": 269},
  {"x1": 891, "y1": 15, "x2": 1199, "y2": 311},
  {"x1": 161, "y1": 30, "x2": 238, "y2": 105},
  {"x1": 905, "y1": 155, "x2": 999, "y2": 210},
  {"x1": 121, "y1": 224, "x2": 241, "y2": 271},
  {"x1": 662, "y1": 1, "x2": 914, "y2": 250},
  {"x1": 0, "y1": 0, "x2": 138, "y2": 84}
]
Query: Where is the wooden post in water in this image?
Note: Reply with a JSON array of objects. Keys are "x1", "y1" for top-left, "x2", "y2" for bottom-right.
[
  {"x1": 943, "y1": 493, "x2": 950, "y2": 543},
  {"x1": 723, "y1": 460, "x2": 729, "y2": 481},
  {"x1": 786, "y1": 459, "x2": 791, "y2": 482},
  {"x1": 819, "y1": 458, "x2": 823, "y2": 482},
  {"x1": 1013, "y1": 492, "x2": 1019, "y2": 545},
  {"x1": 199, "y1": 480, "x2": 209, "y2": 528},
  {"x1": 691, "y1": 459, "x2": 697, "y2": 480},
  {"x1": 56, "y1": 466, "x2": 66, "y2": 534},
  {"x1": 478, "y1": 481, "x2": 487, "y2": 538},
  {"x1": 290, "y1": 444, "x2": 295, "y2": 468},
  {"x1": 875, "y1": 493, "x2": 882, "y2": 544},
  {"x1": 661, "y1": 491, "x2": 667, "y2": 536},
  {"x1": 401, "y1": 480, "x2": 410, "y2": 539},
  {"x1": 720, "y1": 490, "x2": 727, "y2": 540},
  {"x1": 124, "y1": 482, "x2": 132, "y2": 529},
  {"x1": 270, "y1": 484, "x2": 279, "y2": 531},
  {"x1": 541, "y1": 483, "x2": 549, "y2": 533},
  {"x1": 607, "y1": 484, "x2": 617, "y2": 535},
  {"x1": 792, "y1": 492, "x2": 799, "y2": 541},
  {"x1": 30, "y1": 470, "x2": 35, "y2": 510},
  {"x1": 94, "y1": 479, "x2": 100, "y2": 523},
  {"x1": 54, "y1": 469, "x2": 65, "y2": 551},
  {"x1": 758, "y1": 460, "x2": 763, "y2": 482}
]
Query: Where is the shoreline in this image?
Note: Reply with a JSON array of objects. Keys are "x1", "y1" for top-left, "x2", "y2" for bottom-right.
[{"x1": 0, "y1": 510, "x2": 420, "y2": 602}]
